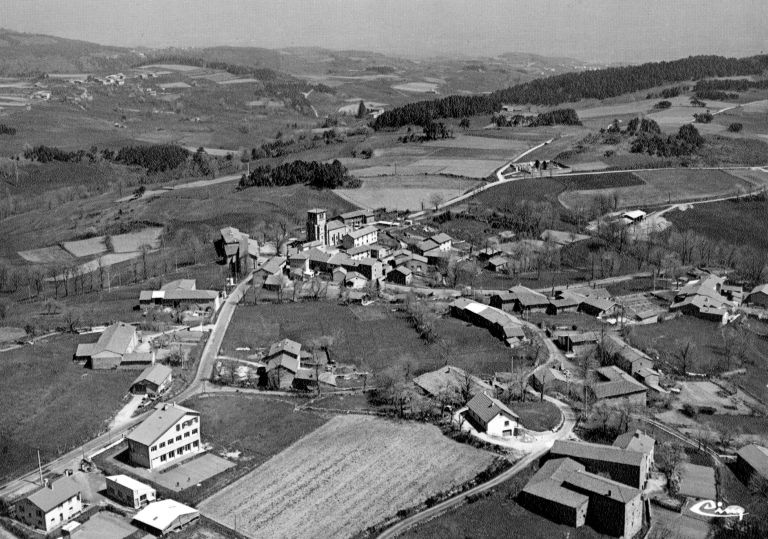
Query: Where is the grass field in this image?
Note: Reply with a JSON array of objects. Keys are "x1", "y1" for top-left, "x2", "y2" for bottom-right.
[
  {"x1": 336, "y1": 174, "x2": 482, "y2": 211},
  {"x1": 561, "y1": 168, "x2": 753, "y2": 209},
  {"x1": 423, "y1": 134, "x2": 531, "y2": 152},
  {"x1": 222, "y1": 301, "x2": 515, "y2": 376},
  {"x1": 0, "y1": 334, "x2": 134, "y2": 482},
  {"x1": 401, "y1": 460, "x2": 612, "y2": 539},
  {"x1": 666, "y1": 197, "x2": 768, "y2": 254},
  {"x1": 514, "y1": 400, "x2": 562, "y2": 431},
  {"x1": 199, "y1": 415, "x2": 498, "y2": 539},
  {"x1": 61, "y1": 236, "x2": 107, "y2": 258},
  {"x1": 17, "y1": 245, "x2": 74, "y2": 264}
]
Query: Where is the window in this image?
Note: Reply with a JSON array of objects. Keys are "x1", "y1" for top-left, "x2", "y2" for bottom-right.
[
  {"x1": 151, "y1": 445, "x2": 157, "y2": 452},
  {"x1": 159, "y1": 442, "x2": 165, "y2": 448},
  {"x1": 160, "y1": 454, "x2": 167, "y2": 462},
  {"x1": 184, "y1": 431, "x2": 190, "y2": 438},
  {"x1": 176, "y1": 435, "x2": 182, "y2": 442},
  {"x1": 185, "y1": 443, "x2": 191, "y2": 450},
  {"x1": 193, "y1": 440, "x2": 199, "y2": 447},
  {"x1": 176, "y1": 425, "x2": 180, "y2": 431},
  {"x1": 504, "y1": 420, "x2": 510, "y2": 426},
  {"x1": 192, "y1": 428, "x2": 198, "y2": 434}
]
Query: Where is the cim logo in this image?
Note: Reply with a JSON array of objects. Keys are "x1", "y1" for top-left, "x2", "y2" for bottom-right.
[{"x1": 689, "y1": 500, "x2": 747, "y2": 521}]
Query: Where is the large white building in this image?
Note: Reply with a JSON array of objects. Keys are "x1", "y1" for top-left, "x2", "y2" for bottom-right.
[
  {"x1": 126, "y1": 403, "x2": 201, "y2": 469},
  {"x1": 16, "y1": 477, "x2": 82, "y2": 532}
]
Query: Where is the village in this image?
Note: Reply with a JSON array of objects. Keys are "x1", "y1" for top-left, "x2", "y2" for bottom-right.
[{"x1": 3, "y1": 197, "x2": 768, "y2": 539}]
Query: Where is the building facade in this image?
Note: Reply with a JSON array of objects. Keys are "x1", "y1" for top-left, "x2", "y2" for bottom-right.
[{"x1": 126, "y1": 404, "x2": 201, "y2": 469}]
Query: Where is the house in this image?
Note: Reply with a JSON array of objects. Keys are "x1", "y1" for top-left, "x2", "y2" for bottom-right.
[
  {"x1": 546, "y1": 291, "x2": 582, "y2": 315},
  {"x1": 345, "y1": 271, "x2": 369, "y2": 289},
  {"x1": 601, "y1": 335, "x2": 654, "y2": 377},
  {"x1": 266, "y1": 339, "x2": 301, "y2": 389},
  {"x1": 532, "y1": 366, "x2": 572, "y2": 396},
  {"x1": 613, "y1": 430, "x2": 656, "y2": 464},
  {"x1": 132, "y1": 499, "x2": 199, "y2": 536},
  {"x1": 74, "y1": 322, "x2": 139, "y2": 369},
  {"x1": 289, "y1": 251, "x2": 311, "y2": 276},
  {"x1": 342, "y1": 226, "x2": 378, "y2": 249},
  {"x1": 589, "y1": 366, "x2": 648, "y2": 407},
  {"x1": 507, "y1": 285, "x2": 550, "y2": 314},
  {"x1": 354, "y1": 258, "x2": 383, "y2": 281},
  {"x1": 549, "y1": 439, "x2": 651, "y2": 489},
  {"x1": 388, "y1": 266, "x2": 412, "y2": 285},
  {"x1": 414, "y1": 366, "x2": 493, "y2": 401},
  {"x1": 521, "y1": 457, "x2": 644, "y2": 538},
  {"x1": 332, "y1": 266, "x2": 347, "y2": 284},
  {"x1": 489, "y1": 292, "x2": 516, "y2": 312},
  {"x1": 254, "y1": 256, "x2": 287, "y2": 282},
  {"x1": 557, "y1": 331, "x2": 600, "y2": 352},
  {"x1": 139, "y1": 280, "x2": 221, "y2": 313},
  {"x1": 670, "y1": 273, "x2": 735, "y2": 320},
  {"x1": 215, "y1": 226, "x2": 257, "y2": 275},
  {"x1": 464, "y1": 392, "x2": 519, "y2": 437},
  {"x1": 577, "y1": 296, "x2": 617, "y2": 318},
  {"x1": 733, "y1": 444, "x2": 768, "y2": 488},
  {"x1": 16, "y1": 477, "x2": 82, "y2": 532},
  {"x1": 264, "y1": 272, "x2": 291, "y2": 292},
  {"x1": 292, "y1": 368, "x2": 337, "y2": 391},
  {"x1": 476, "y1": 247, "x2": 502, "y2": 261},
  {"x1": 126, "y1": 403, "x2": 201, "y2": 469},
  {"x1": 106, "y1": 475, "x2": 156, "y2": 509},
  {"x1": 392, "y1": 250, "x2": 429, "y2": 274},
  {"x1": 487, "y1": 256, "x2": 508, "y2": 272},
  {"x1": 338, "y1": 209, "x2": 374, "y2": 228},
  {"x1": 746, "y1": 284, "x2": 768, "y2": 307},
  {"x1": 130, "y1": 364, "x2": 173, "y2": 396}
]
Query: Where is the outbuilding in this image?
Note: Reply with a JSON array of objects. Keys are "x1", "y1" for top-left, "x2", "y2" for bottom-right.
[
  {"x1": 132, "y1": 499, "x2": 199, "y2": 535},
  {"x1": 130, "y1": 364, "x2": 173, "y2": 396},
  {"x1": 106, "y1": 475, "x2": 157, "y2": 509}
]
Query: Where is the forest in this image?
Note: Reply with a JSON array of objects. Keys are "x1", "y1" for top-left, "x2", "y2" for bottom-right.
[
  {"x1": 237, "y1": 160, "x2": 360, "y2": 190},
  {"x1": 373, "y1": 55, "x2": 768, "y2": 129}
]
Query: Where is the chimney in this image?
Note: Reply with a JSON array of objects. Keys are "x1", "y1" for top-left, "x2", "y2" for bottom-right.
[{"x1": 44, "y1": 478, "x2": 50, "y2": 489}]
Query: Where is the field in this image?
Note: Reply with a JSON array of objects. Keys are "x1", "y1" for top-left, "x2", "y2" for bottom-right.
[
  {"x1": 392, "y1": 81, "x2": 440, "y2": 93},
  {"x1": 222, "y1": 301, "x2": 515, "y2": 376},
  {"x1": 17, "y1": 245, "x2": 74, "y2": 264},
  {"x1": 424, "y1": 134, "x2": 532, "y2": 152},
  {"x1": 0, "y1": 334, "x2": 135, "y2": 482},
  {"x1": 401, "y1": 460, "x2": 612, "y2": 539},
  {"x1": 514, "y1": 400, "x2": 562, "y2": 431},
  {"x1": 109, "y1": 227, "x2": 164, "y2": 252},
  {"x1": 561, "y1": 168, "x2": 754, "y2": 209},
  {"x1": 61, "y1": 236, "x2": 107, "y2": 258},
  {"x1": 199, "y1": 415, "x2": 498, "y2": 539},
  {"x1": 335, "y1": 174, "x2": 482, "y2": 211},
  {"x1": 667, "y1": 197, "x2": 768, "y2": 254}
]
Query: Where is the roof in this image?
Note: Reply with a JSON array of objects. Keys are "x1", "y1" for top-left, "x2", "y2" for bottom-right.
[
  {"x1": 139, "y1": 290, "x2": 154, "y2": 302},
  {"x1": 430, "y1": 233, "x2": 452, "y2": 244},
  {"x1": 561, "y1": 331, "x2": 600, "y2": 344},
  {"x1": 268, "y1": 339, "x2": 301, "y2": 359},
  {"x1": 127, "y1": 403, "x2": 199, "y2": 447},
  {"x1": 346, "y1": 271, "x2": 368, "y2": 281},
  {"x1": 578, "y1": 295, "x2": 615, "y2": 313},
  {"x1": 339, "y1": 209, "x2": 373, "y2": 220},
  {"x1": 414, "y1": 366, "x2": 493, "y2": 398},
  {"x1": 450, "y1": 297, "x2": 474, "y2": 310},
  {"x1": 591, "y1": 366, "x2": 648, "y2": 399},
  {"x1": 392, "y1": 266, "x2": 412, "y2": 276},
  {"x1": 737, "y1": 444, "x2": 768, "y2": 479},
  {"x1": 679, "y1": 462, "x2": 717, "y2": 500},
  {"x1": 259, "y1": 256, "x2": 286, "y2": 275},
  {"x1": 613, "y1": 430, "x2": 656, "y2": 456},
  {"x1": 264, "y1": 273, "x2": 287, "y2": 286},
  {"x1": 622, "y1": 210, "x2": 647, "y2": 220},
  {"x1": 294, "y1": 367, "x2": 337, "y2": 386},
  {"x1": 75, "y1": 343, "x2": 96, "y2": 357},
  {"x1": 551, "y1": 440, "x2": 646, "y2": 467},
  {"x1": 91, "y1": 322, "x2": 136, "y2": 357},
  {"x1": 488, "y1": 256, "x2": 507, "y2": 266},
  {"x1": 356, "y1": 257, "x2": 380, "y2": 266},
  {"x1": 491, "y1": 292, "x2": 516, "y2": 302},
  {"x1": 133, "y1": 499, "x2": 198, "y2": 533},
  {"x1": 220, "y1": 226, "x2": 242, "y2": 244},
  {"x1": 106, "y1": 475, "x2": 155, "y2": 493},
  {"x1": 345, "y1": 244, "x2": 373, "y2": 256},
  {"x1": 267, "y1": 353, "x2": 300, "y2": 373},
  {"x1": 163, "y1": 289, "x2": 219, "y2": 301},
  {"x1": 132, "y1": 364, "x2": 172, "y2": 387},
  {"x1": 534, "y1": 367, "x2": 569, "y2": 384},
  {"x1": 346, "y1": 226, "x2": 378, "y2": 239},
  {"x1": 326, "y1": 220, "x2": 347, "y2": 231},
  {"x1": 528, "y1": 457, "x2": 586, "y2": 485},
  {"x1": 602, "y1": 335, "x2": 653, "y2": 373},
  {"x1": 416, "y1": 239, "x2": 440, "y2": 252},
  {"x1": 466, "y1": 392, "x2": 519, "y2": 424},
  {"x1": 307, "y1": 208, "x2": 326, "y2": 214},
  {"x1": 523, "y1": 479, "x2": 589, "y2": 508},
  {"x1": 508, "y1": 285, "x2": 549, "y2": 307},
  {"x1": 564, "y1": 469, "x2": 641, "y2": 503},
  {"x1": 327, "y1": 252, "x2": 353, "y2": 266},
  {"x1": 26, "y1": 477, "x2": 80, "y2": 513}
]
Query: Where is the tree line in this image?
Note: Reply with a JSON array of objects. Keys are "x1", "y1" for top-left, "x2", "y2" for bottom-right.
[
  {"x1": 237, "y1": 159, "x2": 361, "y2": 190},
  {"x1": 694, "y1": 77, "x2": 768, "y2": 101},
  {"x1": 493, "y1": 108, "x2": 582, "y2": 128},
  {"x1": 373, "y1": 54, "x2": 768, "y2": 130}
]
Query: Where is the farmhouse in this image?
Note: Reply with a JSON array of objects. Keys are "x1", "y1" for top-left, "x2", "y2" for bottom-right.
[
  {"x1": 387, "y1": 266, "x2": 412, "y2": 285},
  {"x1": 532, "y1": 366, "x2": 571, "y2": 396},
  {"x1": 414, "y1": 365, "x2": 493, "y2": 401},
  {"x1": 126, "y1": 403, "x2": 201, "y2": 469},
  {"x1": 345, "y1": 271, "x2": 369, "y2": 289},
  {"x1": 106, "y1": 475, "x2": 156, "y2": 509},
  {"x1": 216, "y1": 226, "x2": 258, "y2": 275},
  {"x1": 613, "y1": 430, "x2": 655, "y2": 463},
  {"x1": 507, "y1": 285, "x2": 550, "y2": 314},
  {"x1": 391, "y1": 249, "x2": 429, "y2": 274},
  {"x1": 487, "y1": 256, "x2": 508, "y2": 272},
  {"x1": 74, "y1": 322, "x2": 141, "y2": 369},
  {"x1": 670, "y1": 273, "x2": 735, "y2": 321},
  {"x1": 733, "y1": 444, "x2": 768, "y2": 488},
  {"x1": 489, "y1": 292, "x2": 516, "y2": 312},
  {"x1": 266, "y1": 339, "x2": 301, "y2": 389},
  {"x1": 547, "y1": 292, "x2": 582, "y2": 315},
  {"x1": 354, "y1": 258, "x2": 383, "y2": 281},
  {"x1": 139, "y1": 280, "x2": 221, "y2": 313},
  {"x1": 557, "y1": 331, "x2": 600, "y2": 352},
  {"x1": 342, "y1": 226, "x2": 379, "y2": 249},
  {"x1": 132, "y1": 499, "x2": 199, "y2": 536},
  {"x1": 414, "y1": 233, "x2": 453, "y2": 255},
  {"x1": 130, "y1": 364, "x2": 173, "y2": 396},
  {"x1": 601, "y1": 335, "x2": 654, "y2": 376},
  {"x1": 589, "y1": 366, "x2": 648, "y2": 407},
  {"x1": 16, "y1": 477, "x2": 82, "y2": 532},
  {"x1": 521, "y1": 457, "x2": 644, "y2": 538},
  {"x1": 549, "y1": 439, "x2": 651, "y2": 489},
  {"x1": 746, "y1": 284, "x2": 768, "y2": 307},
  {"x1": 464, "y1": 392, "x2": 519, "y2": 437},
  {"x1": 254, "y1": 256, "x2": 287, "y2": 282},
  {"x1": 577, "y1": 295, "x2": 617, "y2": 318}
]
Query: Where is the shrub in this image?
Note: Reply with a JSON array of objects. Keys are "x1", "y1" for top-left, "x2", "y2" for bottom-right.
[
  {"x1": 728, "y1": 122, "x2": 743, "y2": 133},
  {"x1": 654, "y1": 100, "x2": 672, "y2": 109},
  {"x1": 681, "y1": 403, "x2": 697, "y2": 417},
  {"x1": 698, "y1": 406, "x2": 716, "y2": 415}
]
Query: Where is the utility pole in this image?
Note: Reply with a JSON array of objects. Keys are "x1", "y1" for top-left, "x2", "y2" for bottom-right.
[{"x1": 37, "y1": 449, "x2": 44, "y2": 486}]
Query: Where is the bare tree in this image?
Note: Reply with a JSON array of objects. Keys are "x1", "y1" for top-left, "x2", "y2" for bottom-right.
[
  {"x1": 675, "y1": 341, "x2": 696, "y2": 375},
  {"x1": 429, "y1": 192, "x2": 445, "y2": 211}
]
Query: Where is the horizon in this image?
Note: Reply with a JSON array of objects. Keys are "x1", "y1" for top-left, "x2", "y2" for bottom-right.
[{"x1": 0, "y1": 0, "x2": 766, "y2": 64}]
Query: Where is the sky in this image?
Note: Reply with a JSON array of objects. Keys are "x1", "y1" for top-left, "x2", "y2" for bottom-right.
[{"x1": 0, "y1": 0, "x2": 766, "y2": 64}]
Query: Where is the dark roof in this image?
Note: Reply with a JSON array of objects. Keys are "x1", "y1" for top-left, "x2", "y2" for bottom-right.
[
  {"x1": 527, "y1": 457, "x2": 585, "y2": 485},
  {"x1": 551, "y1": 440, "x2": 646, "y2": 467},
  {"x1": 592, "y1": 366, "x2": 648, "y2": 399},
  {"x1": 267, "y1": 353, "x2": 300, "y2": 373},
  {"x1": 430, "y1": 233, "x2": 452, "y2": 244},
  {"x1": 737, "y1": 444, "x2": 768, "y2": 479},
  {"x1": 613, "y1": 430, "x2": 655, "y2": 456},
  {"x1": 132, "y1": 364, "x2": 172, "y2": 387},
  {"x1": 491, "y1": 292, "x2": 516, "y2": 302},
  {"x1": 26, "y1": 477, "x2": 80, "y2": 513},
  {"x1": 466, "y1": 392, "x2": 519, "y2": 424},
  {"x1": 523, "y1": 480, "x2": 589, "y2": 508},
  {"x1": 564, "y1": 470, "x2": 641, "y2": 503},
  {"x1": 508, "y1": 285, "x2": 549, "y2": 307}
]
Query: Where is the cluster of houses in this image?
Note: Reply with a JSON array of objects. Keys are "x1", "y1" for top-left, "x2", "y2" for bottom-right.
[
  {"x1": 261, "y1": 338, "x2": 337, "y2": 391},
  {"x1": 449, "y1": 297, "x2": 527, "y2": 346},
  {"x1": 15, "y1": 403, "x2": 203, "y2": 535},
  {"x1": 521, "y1": 431, "x2": 655, "y2": 537},
  {"x1": 490, "y1": 285, "x2": 619, "y2": 320}
]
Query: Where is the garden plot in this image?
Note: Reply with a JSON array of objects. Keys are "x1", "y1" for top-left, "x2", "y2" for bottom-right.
[
  {"x1": 61, "y1": 236, "x2": 107, "y2": 258},
  {"x1": 17, "y1": 245, "x2": 73, "y2": 264},
  {"x1": 199, "y1": 415, "x2": 497, "y2": 539},
  {"x1": 335, "y1": 175, "x2": 482, "y2": 211},
  {"x1": 110, "y1": 227, "x2": 164, "y2": 253},
  {"x1": 677, "y1": 381, "x2": 760, "y2": 415}
]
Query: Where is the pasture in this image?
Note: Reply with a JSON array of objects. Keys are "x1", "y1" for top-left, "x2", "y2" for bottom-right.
[
  {"x1": 424, "y1": 134, "x2": 532, "y2": 152},
  {"x1": 336, "y1": 174, "x2": 482, "y2": 211},
  {"x1": 61, "y1": 236, "x2": 107, "y2": 258},
  {"x1": 392, "y1": 81, "x2": 440, "y2": 93},
  {"x1": 222, "y1": 301, "x2": 515, "y2": 376},
  {"x1": 17, "y1": 245, "x2": 73, "y2": 264},
  {"x1": 109, "y1": 227, "x2": 164, "y2": 253},
  {"x1": 199, "y1": 415, "x2": 498, "y2": 539},
  {"x1": 0, "y1": 334, "x2": 134, "y2": 482}
]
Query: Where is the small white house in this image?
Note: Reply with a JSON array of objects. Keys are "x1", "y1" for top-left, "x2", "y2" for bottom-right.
[
  {"x1": 16, "y1": 477, "x2": 82, "y2": 532},
  {"x1": 106, "y1": 475, "x2": 157, "y2": 509},
  {"x1": 465, "y1": 392, "x2": 519, "y2": 437}
]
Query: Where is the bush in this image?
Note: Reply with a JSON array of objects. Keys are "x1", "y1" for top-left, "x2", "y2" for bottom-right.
[
  {"x1": 654, "y1": 100, "x2": 672, "y2": 109},
  {"x1": 682, "y1": 403, "x2": 697, "y2": 417},
  {"x1": 698, "y1": 406, "x2": 716, "y2": 415},
  {"x1": 728, "y1": 122, "x2": 743, "y2": 133}
]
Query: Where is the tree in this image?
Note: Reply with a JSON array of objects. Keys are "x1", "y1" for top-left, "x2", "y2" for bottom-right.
[
  {"x1": 459, "y1": 117, "x2": 470, "y2": 129},
  {"x1": 356, "y1": 100, "x2": 367, "y2": 119},
  {"x1": 728, "y1": 122, "x2": 744, "y2": 133},
  {"x1": 63, "y1": 307, "x2": 82, "y2": 333},
  {"x1": 674, "y1": 341, "x2": 696, "y2": 374}
]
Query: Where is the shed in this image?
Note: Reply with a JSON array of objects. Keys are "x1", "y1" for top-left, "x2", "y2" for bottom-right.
[{"x1": 132, "y1": 499, "x2": 199, "y2": 535}]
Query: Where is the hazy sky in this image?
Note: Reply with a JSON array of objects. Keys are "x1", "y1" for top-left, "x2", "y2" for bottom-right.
[{"x1": 1, "y1": 0, "x2": 766, "y2": 63}]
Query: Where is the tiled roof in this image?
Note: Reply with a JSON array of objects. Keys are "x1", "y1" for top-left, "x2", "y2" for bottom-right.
[
  {"x1": 466, "y1": 392, "x2": 519, "y2": 424},
  {"x1": 564, "y1": 470, "x2": 641, "y2": 503},
  {"x1": 523, "y1": 479, "x2": 589, "y2": 508},
  {"x1": 430, "y1": 233, "x2": 452, "y2": 244},
  {"x1": 737, "y1": 444, "x2": 768, "y2": 479},
  {"x1": 551, "y1": 440, "x2": 646, "y2": 467},
  {"x1": 346, "y1": 226, "x2": 378, "y2": 239},
  {"x1": 268, "y1": 339, "x2": 301, "y2": 359},
  {"x1": 132, "y1": 364, "x2": 172, "y2": 387},
  {"x1": 127, "y1": 403, "x2": 199, "y2": 447},
  {"x1": 91, "y1": 322, "x2": 136, "y2": 356},
  {"x1": 26, "y1": 477, "x2": 80, "y2": 513},
  {"x1": 509, "y1": 285, "x2": 549, "y2": 307},
  {"x1": 613, "y1": 430, "x2": 656, "y2": 456}
]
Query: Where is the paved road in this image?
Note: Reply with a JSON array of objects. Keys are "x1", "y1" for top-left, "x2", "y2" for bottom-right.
[{"x1": 377, "y1": 397, "x2": 576, "y2": 539}]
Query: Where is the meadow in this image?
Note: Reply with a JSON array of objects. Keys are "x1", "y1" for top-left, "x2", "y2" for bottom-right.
[{"x1": 199, "y1": 415, "x2": 498, "y2": 539}]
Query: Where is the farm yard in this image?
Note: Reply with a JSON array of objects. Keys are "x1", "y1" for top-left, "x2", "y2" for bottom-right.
[
  {"x1": 221, "y1": 301, "x2": 516, "y2": 376},
  {"x1": 335, "y1": 174, "x2": 483, "y2": 211},
  {"x1": 198, "y1": 415, "x2": 499, "y2": 539}
]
